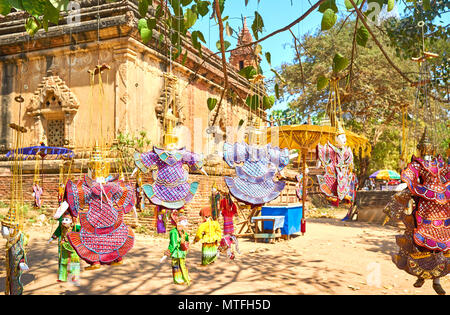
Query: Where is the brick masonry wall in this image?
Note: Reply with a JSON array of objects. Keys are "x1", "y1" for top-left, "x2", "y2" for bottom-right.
[{"x1": 0, "y1": 171, "x2": 300, "y2": 235}]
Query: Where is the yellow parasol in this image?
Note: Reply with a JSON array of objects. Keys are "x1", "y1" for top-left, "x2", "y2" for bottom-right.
[{"x1": 267, "y1": 124, "x2": 371, "y2": 158}]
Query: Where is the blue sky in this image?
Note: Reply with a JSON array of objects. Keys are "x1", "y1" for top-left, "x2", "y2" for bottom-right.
[
  {"x1": 192, "y1": 0, "x2": 326, "y2": 112},
  {"x1": 192, "y1": 1, "x2": 323, "y2": 80},
  {"x1": 190, "y1": 0, "x2": 443, "y2": 112}
]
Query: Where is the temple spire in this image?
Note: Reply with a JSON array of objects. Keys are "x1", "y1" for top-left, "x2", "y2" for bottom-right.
[{"x1": 229, "y1": 16, "x2": 261, "y2": 71}]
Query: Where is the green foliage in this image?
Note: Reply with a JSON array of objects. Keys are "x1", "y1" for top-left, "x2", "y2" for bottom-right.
[
  {"x1": 269, "y1": 107, "x2": 305, "y2": 126},
  {"x1": 207, "y1": 97, "x2": 217, "y2": 111},
  {"x1": 385, "y1": 1, "x2": 449, "y2": 88},
  {"x1": 251, "y1": 11, "x2": 264, "y2": 40},
  {"x1": 110, "y1": 131, "x2": 152, "y2": 172},
  {"x1": 238, "y1": 65, "x2": 257, "y2": 80},
  {"x1": 317, "y1": 75, "x2": 329, "y2": 90},
  {"x1": 216, "y1": 39, "x2": 230, "y2": 51},
  {"x1": 367, "y1": 128, "x2": 401, "y2": 173},
  {"x1": 273, "y1": 18, "x2": 448, "y2": 174},
  {"x1": 321, "y1": 8, "x2": 337, "y2": 31},
  {"x1": 332, "y1": 53, "x2": 349, "y2": 73},
  {"x1": 344, "y1": 0, "x2": 363, "y2": 10},
  {"x1": 263, "y1": 95, "x2": 275, "y2": 110},
  {"x1": 318, "y1": 0, "x2": 338, "y2": 13},
  {"x1": 356, "y1": 26, "x2": 369, "y2": 47}
]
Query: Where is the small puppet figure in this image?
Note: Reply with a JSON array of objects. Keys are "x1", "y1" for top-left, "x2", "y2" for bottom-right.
[
  {"x1": 1, "y1": 207, "x2": 29, "y2": 295},
  {"x1": 194, "y1": 207, "x2": 222, "y2": 266},
  {"x1": 218, "y1": 235, "x2": 240, "y2": 260},
  {"x1": 135, "y1": 169, "x2": 145, "y2": 211},
  {"x1": 156, "y1": 206, "x2": 167, "y2": 234},
  {"x1": 211, "y1": 184, "x2": 221, "y2": 221},
  {"x1": 218, "y1": 193, "x2": 239, "y2": 260},
  {"x1": 220, "y1": 193, "x2": 237, "y2": 235},
  {"x1": 32, "y1": 183, "x2": 43, "y2": 209},
  {"x1": 164, "y1": 211, "x2": 191, "y2": 286},
  {"x1": 49, "y1": 202, "x2": 81, "y2": 284}
]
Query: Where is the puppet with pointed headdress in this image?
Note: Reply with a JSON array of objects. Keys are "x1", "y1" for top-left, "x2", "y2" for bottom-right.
[
  {"x1": 1, "y1": 205, "x2": 29, "y2": 295},
  {"x1": 194, "y1": 207, "x2": 222, "y2": 266},
  {"x1": 383, "y1": 128, "x2": 450, "y2": 295},
  {"x1": 316, "y1": 122, "x2": 357, "y2": 218},
  {"x1": 49, "y1": 201, "x2": 81, "y2": 283},
  {"x1": 133, "y1": 115, "x2": 206, "y2": 234},
  {"x1": 163, "y1": 210, "x2": 191, "y2": 285},
  {"x1": 60, "y1": 147, "x2": 135, "y2": 270}
]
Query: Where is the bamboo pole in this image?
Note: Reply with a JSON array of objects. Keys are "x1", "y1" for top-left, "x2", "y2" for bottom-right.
[{"x1": 301, "y1": 149, "x2": 307, "y2": 235}]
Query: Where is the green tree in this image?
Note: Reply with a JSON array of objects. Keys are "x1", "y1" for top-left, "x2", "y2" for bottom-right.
[
  {"x1": 274, "y1": 18, "x2": 449, "y2": 181},
  {"x1": 110, "y1": 131, "x2": 152, "y2": 172}
]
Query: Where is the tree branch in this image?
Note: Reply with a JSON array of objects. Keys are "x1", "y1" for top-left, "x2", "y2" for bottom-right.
[
  {"x1": 348, "y1": 0, "x2": 449, "y2": 104},
  {"x1": 349, "y1": 0, "x2": 367, "y2": 91},
  {"x1": 226, "y1": 0, "x2": 328, "y2": 55},
  {"x1": 289, "y1": 29, "x2": 305, "y2": 93},
  {"x1": 211, "y1": 0, "x2": 229, "y2": 127}
]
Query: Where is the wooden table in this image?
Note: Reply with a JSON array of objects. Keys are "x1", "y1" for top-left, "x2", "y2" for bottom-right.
[{"x1": 251, "y1": 216, "x2": 285, "y2": 243}]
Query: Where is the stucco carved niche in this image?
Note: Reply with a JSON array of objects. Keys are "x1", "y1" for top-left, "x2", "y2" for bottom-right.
[
  {"x1": 154, "y1": 73, "x2": 186, "y2": 146},
  {"x1": 25, "y1": 68, "x2": 80, "y2": 148},
  {"x1": 155, "y1": 72, "x2": 185, "y2": 125}
]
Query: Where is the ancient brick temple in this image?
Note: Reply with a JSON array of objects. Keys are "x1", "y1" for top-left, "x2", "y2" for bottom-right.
[
  {"x1": 0, "y1": 1, "x2": 299, "y2": 232},
  {"x1": 0, "y1": 0, "x2": 265, "y2": 155}
]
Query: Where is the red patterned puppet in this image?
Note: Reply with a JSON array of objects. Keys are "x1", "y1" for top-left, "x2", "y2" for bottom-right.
[
  {"x1": 63, "y1": 148, "x2": 135, "y2": 270},
  {"x1": 384, "y1": 131, "x2": 450, "y2": 295}
]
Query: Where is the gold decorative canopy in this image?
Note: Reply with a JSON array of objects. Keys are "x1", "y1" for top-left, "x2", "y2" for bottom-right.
[
  {"x1": 88, "y1": 145, "x2": 110, "y2": 179},
  {"x1": 267, "y1": 124, "x2": 372, "y2": 157}
]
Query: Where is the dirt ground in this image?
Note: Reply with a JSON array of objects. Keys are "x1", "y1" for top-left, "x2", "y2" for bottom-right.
[{"x1": 0, "y1": 212, "x2": 447, "y2": 295}]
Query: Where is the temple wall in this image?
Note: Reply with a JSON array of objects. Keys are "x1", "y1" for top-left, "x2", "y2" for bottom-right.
[
  {"x1": 0, "y1": 172, "x2": 300, "y2": 234},
  {"x1": 0, "y1": 37, "x2": 258, "y2": 158}
]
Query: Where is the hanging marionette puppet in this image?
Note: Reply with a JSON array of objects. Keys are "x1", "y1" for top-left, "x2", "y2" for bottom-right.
[
  {"x1": 223, "y1": 142, "x2": 291, "y2": 206},
  {"x1": 48, "y1": 202, "x2": 81, "y2": 284},
  {"x1": 60, "y1": 146, "x2": 136, "y2": 270},
  {"x1": 133, "y1": 106, "x2": 207, "y2": 226},
  {"x1": 32, "y1": 155, "x2": 43, "y2": 209},
  {"x1": 31, "y1": 144, "x2": 48, "y2": 209},
  {"x1": 49, "y1": 158, "x2": 80, "y2": 284},
  {"x1": 383, "y1": 129, "x2": 450, "y2": 295},
  {"x1": 2, "y1": 123, "x2": 29, "y2": 295},
  {"x1": 217, "y1": 191, "x2": 240, "y2": 260},
  {"x1": 162, "y1": 210, "x2": 191, "y2": 286},
  {"x1": 211, "y1": 183, "x2": 221, "y2": 221},
  {"x1": 223, "y1": 141, "x2": 292, "y2": 240},
  {"x1": 193, "y1": 206, "x2": 222, "y2": 266},
  {"x1": 135, "y1": 169, "x2": 145, "y2": 212},
  {"x1": 316, "y1": 122, "x2": 358, "y2": 220},
  {"x1": 1, "y1": 206, "x2": 29, "y2": 295}
]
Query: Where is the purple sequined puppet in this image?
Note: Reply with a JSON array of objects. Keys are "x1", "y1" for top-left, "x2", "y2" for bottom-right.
[
  {"x1": 223, "y1": 142, "x2": 290, "y2": 205},
  {"x1": 134, "y1": 147, "x2": 205, "y2": 210}
]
